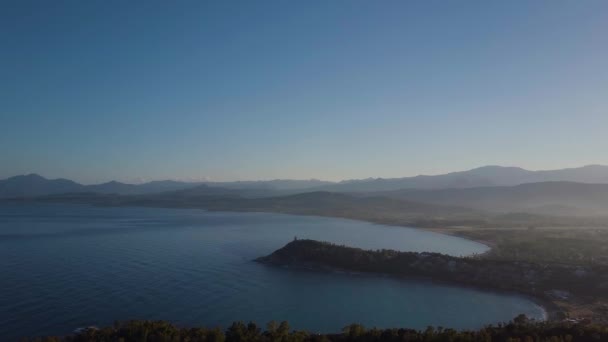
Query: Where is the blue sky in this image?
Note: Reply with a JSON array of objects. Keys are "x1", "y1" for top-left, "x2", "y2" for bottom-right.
[{"x1": 1, "y1": 1, "x2": 607, "y2": 183}]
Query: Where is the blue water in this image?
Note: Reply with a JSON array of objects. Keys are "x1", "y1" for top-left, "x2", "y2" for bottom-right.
[{"x1": 0, "y1": 203, "x2": 544, "y2": 340}]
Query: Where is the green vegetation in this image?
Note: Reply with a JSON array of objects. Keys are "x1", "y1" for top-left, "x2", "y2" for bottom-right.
[
  {"x1": 440, "y1": 227, "x2": 608, "y2": 321},
  {"x1": 449, "y1": 228, "x2": 608, "y2": 266},
  {"x1": 22, "y1": 317, "x2": 608, "y2": 342}
]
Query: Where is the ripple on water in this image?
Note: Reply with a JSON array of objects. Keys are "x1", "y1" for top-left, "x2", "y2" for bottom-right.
[{"x1": 0, "y1": 203, "x2": 541, "y2": 341}]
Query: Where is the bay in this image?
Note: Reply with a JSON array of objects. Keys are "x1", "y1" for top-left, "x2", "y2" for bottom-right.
[{"x1": 0, "y1": 203, "x2": 544, "y2": 340}]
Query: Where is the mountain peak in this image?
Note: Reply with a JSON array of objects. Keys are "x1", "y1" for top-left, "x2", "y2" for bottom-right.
[
  {"x1": 467, "y1": 165, "x2": 528, "y2": 172},
  {"x1": 580, "y1": 164, "x2": 608, "y2": 169},
  {"x1": 18, "y1": 173, "x2": 47, "y2": 180}
]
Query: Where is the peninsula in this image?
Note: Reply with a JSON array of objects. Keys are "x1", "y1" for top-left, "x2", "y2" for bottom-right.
[{"x1": 256, "y1": 239, "x2": 608, "y2": 323}]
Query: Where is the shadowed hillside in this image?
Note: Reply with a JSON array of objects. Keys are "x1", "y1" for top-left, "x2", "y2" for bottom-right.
[
  {"x1": 371, "y1": 182, "x2": 608, "y2": 216},
  {"x1": 315, "y1": 165, "x2": 608, "y2": 192},
  {"x1": 5, "y1": 165, "x2": 608, "y2": 198}
]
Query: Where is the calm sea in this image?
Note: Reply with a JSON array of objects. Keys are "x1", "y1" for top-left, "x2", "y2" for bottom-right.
[{"x1": 0, "y1": 203, "x2": 544, "y2": 340}]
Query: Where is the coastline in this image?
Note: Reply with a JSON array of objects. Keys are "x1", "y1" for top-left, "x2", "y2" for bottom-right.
[
  {"x1": 421, "y1": 227, "x2": 496, "y2": 256},
  {"x1": 258, "y1": 258, "x2": 556, "y2": 323},
  {"x1": 0, "y1": 201, "x2": 564, "y2": 322}
]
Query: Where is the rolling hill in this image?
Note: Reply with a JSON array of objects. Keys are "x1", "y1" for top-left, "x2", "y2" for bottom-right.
[
  {"x1": 315, "y1": 165, "x2": 608, "y2": 192},
  {"x1": 372, "y1": 181, "x2": 608, "y2": 216},
  {"x1": 0, "y1": 175, "x2": 326, "y2": 198}
]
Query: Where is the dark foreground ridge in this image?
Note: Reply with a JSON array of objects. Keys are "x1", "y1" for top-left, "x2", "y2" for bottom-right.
[
  {"x1": 256, "y1": 240, "x2": 608, "y2": 323},
  {"x1": 24, "y1": 317, "x2": 608, "y2": 342}
]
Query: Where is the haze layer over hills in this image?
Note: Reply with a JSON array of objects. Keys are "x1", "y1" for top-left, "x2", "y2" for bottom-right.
[
  {"x1": 314, "y1": 165, "x2": 608, "y2": 192},
  {"x1": 0, "y1": 174, "x2": 329, "y2": 198},
  {"x1": 3, "y1": 165, "x2": 608, "y2": 198},
  {"x1": 4, "y1": 165, "x2": 608, "y2": 221}
]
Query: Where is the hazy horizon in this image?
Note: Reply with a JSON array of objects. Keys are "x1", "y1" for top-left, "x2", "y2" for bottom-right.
[
  {"x1": 4, "y1": 2, "x2": 608, "y2": 338},
  {"x1": 2, "y1": 1, "x2": 607, "y2": 184},
  {"x1": 4, "y1": 163, "x2": 608, "y2": 185}
]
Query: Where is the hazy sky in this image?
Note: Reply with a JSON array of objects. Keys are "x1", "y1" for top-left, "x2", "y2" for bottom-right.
[{"x1": 1, "y1": 1, "x2": 607, "y2": 184}]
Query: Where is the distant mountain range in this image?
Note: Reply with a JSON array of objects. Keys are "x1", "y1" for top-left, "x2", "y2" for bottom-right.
[
  {"x1": 4, "y1": 165, "x2": 608, "y2": 198},
  {"x1": 0, "y1": 174, "x2": 331, "y2": 198},
  {"x1": 314, "y1": 165, "x2": 608, "y2": 192},
  {"x1": 0, "y1": 174, "x2": 200, "y2": 198},
  {"x1": 0, "y1": 174, "x2": 85, "y2": 198},
  {"x1": 200, "y1": 179, "x2": 334, "y2": 191},
  {"x1": 8, "y1": 166, "x2": 608, "y2": 227}
]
